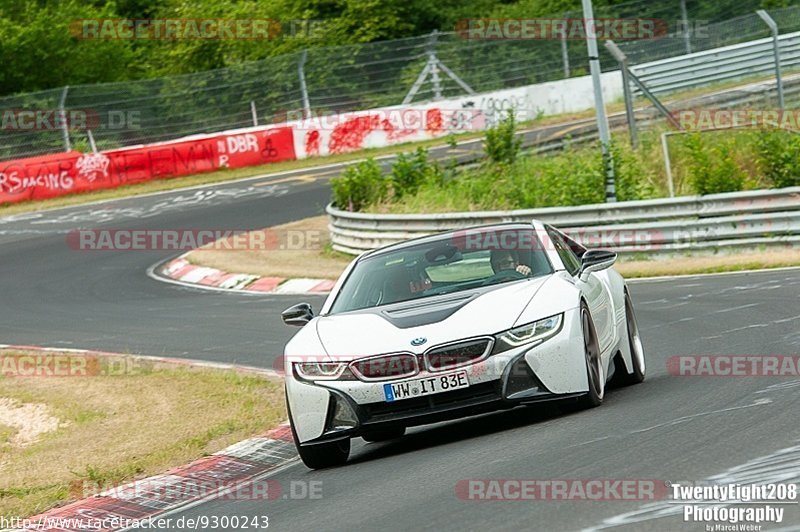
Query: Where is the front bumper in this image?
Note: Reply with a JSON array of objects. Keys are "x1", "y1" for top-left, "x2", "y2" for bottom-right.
[{"x1": 287, "y1": 307, "x2": 588, "y2": 445}]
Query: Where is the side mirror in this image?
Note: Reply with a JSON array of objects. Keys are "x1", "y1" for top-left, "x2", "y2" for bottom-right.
[
  {"x1": 282, "y1": 303, "x2": 314, "y2": 326},
  {"x1": 578, "y1": 250, "x2": 617, "y2": 281}
]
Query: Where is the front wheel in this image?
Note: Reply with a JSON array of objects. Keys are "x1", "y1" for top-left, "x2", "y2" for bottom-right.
[
  {"x1": 618, "y1": 291, "x2": 646, "y2": 385},
  {"x1": 287, "y1": 395, "x2": 350, "y2": 469},
  {"x1": 295, "y1": 437, "x2": 350, "y2": 469},
  {"x1": 577, "y1": 303, "x2": 604, "y2": 408}
]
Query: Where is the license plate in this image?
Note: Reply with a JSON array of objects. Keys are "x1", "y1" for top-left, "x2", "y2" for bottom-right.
[{"x1": 383, "y1": 370, "x2": 470, "y2": 402}]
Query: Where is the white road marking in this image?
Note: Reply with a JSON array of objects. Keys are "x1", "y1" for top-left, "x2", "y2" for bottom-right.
[
  {"x1": 629, "y1": 398, "x2": 772, "y2": 435},
  {"x1": 714, "y1": 303, "x2": 761, "y2": 314}
]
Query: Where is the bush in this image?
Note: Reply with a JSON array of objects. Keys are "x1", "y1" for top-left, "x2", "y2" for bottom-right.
[
  {"x1": 391, "y1": 148, "x2": 443, "y2": 199},
  {"x1": 331, "y1": 158, "x2": 387, "y2": 211},
  {"x1": 681, "y1": 133, "x2": 745, "y2": 195},
  {"x1": 483, "y1": 109, "x2": 522, "y2": 165},
  {"x1": 755, "y1": 129, "x2": 800, "y2": 189},
  {"x1": 609, "y1": 140, "x2": 658, "y2": 202}
]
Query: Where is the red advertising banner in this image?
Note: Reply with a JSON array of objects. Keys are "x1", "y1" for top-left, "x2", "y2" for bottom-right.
[{"x1": 0, "y1": 126, "x2": 296, "y2": 205}]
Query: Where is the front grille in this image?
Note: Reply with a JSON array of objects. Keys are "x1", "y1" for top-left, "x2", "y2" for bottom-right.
[
  {"x1": 362, "y1": 381, "x2": 500, "y2": 422},
  {"x1": 350, "y1": 352, "x2": 418, "y2": 381},
  {"x1": 424, "y1": 337, "x2": 493, "y2": 371}
]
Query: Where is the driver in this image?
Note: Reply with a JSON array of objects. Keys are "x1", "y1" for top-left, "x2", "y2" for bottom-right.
[{"x1": 490, "y1": 250, "x2": 532, "y2": 276}]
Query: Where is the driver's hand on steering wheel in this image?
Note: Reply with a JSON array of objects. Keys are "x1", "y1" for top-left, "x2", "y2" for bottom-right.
[{"x1": 516, "y1": 264, "x2": 532, "y2": 276}]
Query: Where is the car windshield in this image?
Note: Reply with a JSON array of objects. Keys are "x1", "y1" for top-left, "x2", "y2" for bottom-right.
[{"x1": 329, "y1": 227, "x2": 553, "y2": 313}]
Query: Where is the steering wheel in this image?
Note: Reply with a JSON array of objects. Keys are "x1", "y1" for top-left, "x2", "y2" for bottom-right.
[{"x1": 482, "y1": 269, "x2": 525, "y2": 285}]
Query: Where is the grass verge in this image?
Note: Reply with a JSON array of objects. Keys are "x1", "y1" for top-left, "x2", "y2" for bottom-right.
[
  {"x1": 184, "y1": 217, "x2": 800, "y2": 282},
  {"x1": 616, "y1": 249, "x2": 800, "y2": 278},
  {"x1": 0, "y1": 350, "x2": 285, "y2": 519},
  {"x1": 188, "y1": 215, "x2": 353, "y2": 279}
]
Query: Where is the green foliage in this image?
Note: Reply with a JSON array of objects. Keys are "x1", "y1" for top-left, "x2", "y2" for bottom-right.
[
  {"x1": 609, "y1": 140, "x2": 658, "y2": 202},
  {"x1": 332, "y1": 148, "x2": 445, "y2": 210},
  {"x1": 755, "y1": 129, "x2": 800, "y2": 188},
  {"x1": 331, "y1": 158, "x2": 387, "y2": 211},
  {"x1": 390, "y1": 148, "x2": 442, "y2": 199},
  {"x1": 681, "y1": 133, "x2": 746, "y2": 195},
  {"x1": 358, "y1": 128, "x2": 793, "y2": 214},
  {"x1": 0, "y1": 0, "x2": 138, "y2": 94},
  {"x1": 483, "y1": 109, "x2": 522, "y2": 165},
  {"x1": 0, "y1": 0, "x2": 502, "y2": 95}
]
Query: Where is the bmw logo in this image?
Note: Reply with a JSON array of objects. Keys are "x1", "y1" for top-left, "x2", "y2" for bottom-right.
[{"x1": 410, "y1": 337, "x2": 427, "y2": 347}]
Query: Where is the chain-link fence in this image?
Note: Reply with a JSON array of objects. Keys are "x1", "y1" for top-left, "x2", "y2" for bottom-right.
[
  {"x1": 617, "y1": 4, "x2": 800, "y2": 65},
  {"x1": 1, "y1": 0, "x2": 798, "y2": 161}
]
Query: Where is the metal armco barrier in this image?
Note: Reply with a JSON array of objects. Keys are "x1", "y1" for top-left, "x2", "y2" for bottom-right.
[
  {"x1": 327, "y1": 187, "x2": 800, "y2": 256},
  {"x1": 630, "y1": 32, "x2": 800, "y2": 96}
]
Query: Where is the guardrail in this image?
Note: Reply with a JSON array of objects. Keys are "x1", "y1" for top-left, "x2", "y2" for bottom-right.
[
  {"x1": 630, "y1": 32, "x2": 800, "y2": 95},
  {"x1": 327, "y1": 187, "x2": 800, "y2": 256}
]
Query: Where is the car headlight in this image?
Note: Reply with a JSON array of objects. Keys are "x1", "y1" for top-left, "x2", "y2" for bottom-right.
[
  {"x1": 493, "y1": 314, "x2": 563, "y2": 354},
  {"x1": 292, "y1": 361, "x2": 356, "y2": 381}
]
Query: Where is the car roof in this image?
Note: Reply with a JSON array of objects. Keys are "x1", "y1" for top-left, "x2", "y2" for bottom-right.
[{"x1": 359, "y1": 220, "x2": 539, "y2": 261}]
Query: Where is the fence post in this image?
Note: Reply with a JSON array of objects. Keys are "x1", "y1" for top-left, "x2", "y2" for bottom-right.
[
  {"x1": 250, "y1": 101, "x2": 258, "y2": 126},
  {"x1": 59, "y1": 86, "x2": 71, "y2": 152},
  {"x1": 428, "y1": 30, "x2": 443, "y2": 100},
  {"x1": 680, "y1": 0, "x2": 692, "y2": 54},
  {"x1": 87, "y1": 129, "x2": 98, "y2": 154},
  {"x1": 605, "y1": 40, "x2": 638, "y2": 149},
  {"x1": 756, "y1": 9, "x2": 784, "y2": 110},
  {"x1": 561, "y1": 32, "x2": 571, "y2": 78},
  {"x1": 298, "y1": 49, "x2": 311, "y2": 118},
  {"x1": 582, "y1": 0, "x2": 616, "y2": 203},
  {"x1": 660, "y1": 132, "x2": 675, "y2": 198}
]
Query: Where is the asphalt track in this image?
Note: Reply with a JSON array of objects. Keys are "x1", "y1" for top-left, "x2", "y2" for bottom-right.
[
  {"x1": 1, "y1": 113, "x2": 799, "y2": 531},
  {"x1": 154, "y1": 267, "x2": 799, "y2": 532}
]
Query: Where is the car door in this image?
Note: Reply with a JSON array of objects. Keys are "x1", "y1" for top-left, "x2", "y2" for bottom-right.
[{"x1": 547, "y1": 227, "x2": 615, "y2": 355}]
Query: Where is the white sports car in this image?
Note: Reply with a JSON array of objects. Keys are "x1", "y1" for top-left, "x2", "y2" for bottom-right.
[{"x1": 281, "y1": 221, "x2": 646, "y2": 469}]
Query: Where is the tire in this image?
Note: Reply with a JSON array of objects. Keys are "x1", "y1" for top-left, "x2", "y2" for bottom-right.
[
  {"x1": 287, "y1": 395, "x2": 350, "y2": 469},
  {"x1": 294, "y1": 437, "x2": 350, "y2": 470},
  {"x1": 618, "y1": 291, "x2": 646, "y2": 385},
  {"x1": 362, "y1": 427, "x2": 406, "y2": 443},
  {"x1": 577, "y1": 302, "x2": 604, "y2": 408}
]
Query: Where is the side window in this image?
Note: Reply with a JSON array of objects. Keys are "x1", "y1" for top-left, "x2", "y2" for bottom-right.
[
  {"x1": 547, "y1": 227, "x2": 582, "y2": 275},
  {"x1": 560, "y1": 231, "x2": 586, "y2": 259}
]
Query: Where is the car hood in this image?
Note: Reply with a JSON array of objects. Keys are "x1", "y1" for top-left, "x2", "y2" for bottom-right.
[{"x1": 314, "y1": 275, "x2": 551, "y2": 361}]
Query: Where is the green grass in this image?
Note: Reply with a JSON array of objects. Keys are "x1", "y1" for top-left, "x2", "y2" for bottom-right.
[{"x1": 0, "y1": 350, "x2": 285, "y2": 519}]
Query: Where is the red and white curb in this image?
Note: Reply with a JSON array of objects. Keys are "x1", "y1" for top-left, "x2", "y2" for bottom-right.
[
  {"x1": 0, "y1": 345, "x2": 297, "y2": 532},
  {"x1": 158, "y1": 255, "x2": 336, "y2": 295},
  {"x1": 10, "y1": 425, "x2": 296, "y2": 532}
]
